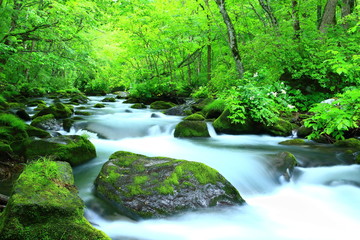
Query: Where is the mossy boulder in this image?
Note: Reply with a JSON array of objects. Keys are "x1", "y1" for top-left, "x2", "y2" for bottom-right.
[
  {"x1": 213, "y1": 110, "x2": 260, "y2": 134},
  {"x1": 297, "y1": 125, "x2": 313, "y2": 138},
  {"x1": 69, "y1": 94, "x2": 89, "y2": 105},
  {"x1": 94, "y1": 151, "x2": 245, "y2": 220},
  {"x1": 203, "y1": 99, "x2": 226, "y2": 119},
  {"x1": 15, "y1": 109, "x2": 31, "y2": 121},
  {"x1": 130, "y1": 103, "x2": 147, "y2": 109},
  {"x1": 33, "y1": 102, "x2": 73, "y2": 119},
  {"x1": 94, "y1": 103, "x2": 106, "y2": 108},
  {"x1": 184, "y1": 113, "x2": 205, "y2": 121},
  {"x1": 264, "y1": 118, "x2": 293, "y2": 136},
  {"x1": 279, "y1": 139, "x2": 307, "y2": 145},
  {"x1": 0, "y1": 160, "x2": 110, "y2": 240},
  {"x1": 174, "y1": 120, "x2": 210, "y2": 138},
  {"x1": 334, "y1": 138, "x2": 360, "y2": 150},
  {"x1": 25, "y1": 125, "x2": 51, "y2": 138},
  {"x1": 31, "y1": 114, "x2": 60, "y2": 131},
  {"x1": 63, "y1": 118, "x2": 75, "y2": 132},
  {"x1": 25, "y1": 135, "x2": 96, "y2": 166},
  {"x1": 150, "y1": 101, "x2": 176, "y2": 110},
  {"x1": 269, "y1": 152, "x2": 297, "y2": 181},
  {"x1": 27, "y1": 99, "x2": 46, "y2": 107},
  {"x1": 0, "y1": 113, "x2": 29, "y2": 155},
  {"x1": 101, "y1": 97, "x2": 116, "y2": 102}
]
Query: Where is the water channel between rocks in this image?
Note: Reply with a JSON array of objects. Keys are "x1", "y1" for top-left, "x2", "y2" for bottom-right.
[{"x1": 65, "y1": 96, "x2": 360, "y2": 240}]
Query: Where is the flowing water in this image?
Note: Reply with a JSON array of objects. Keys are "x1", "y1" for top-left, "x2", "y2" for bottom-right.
[{"x1": 67, "y1": 96, "x2": 360, "y2": 240}]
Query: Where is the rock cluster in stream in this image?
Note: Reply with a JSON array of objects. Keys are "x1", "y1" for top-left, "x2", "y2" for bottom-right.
[{"x1": 94, "y1": 151, "x2": 245, "y2": 220}]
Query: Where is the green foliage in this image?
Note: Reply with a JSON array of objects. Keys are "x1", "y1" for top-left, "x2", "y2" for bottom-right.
[
  {"x1": 304, "y1": 88, "x2": 360, "y2": 141},
  {"x1": 224, "y1": 80, "x2": 296, "y2": 126}
]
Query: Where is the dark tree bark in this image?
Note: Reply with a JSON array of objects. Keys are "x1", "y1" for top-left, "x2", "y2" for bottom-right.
[
  {"x1": 214, "y1": 0, "x2": 244, "y2": 78},
  {"x1": 258, "y1": 0, "x2": 278, "y2": 28},
  {"x1": 319, "y1": 0, "x2": 338, "y2": 33},
  {"x1": 292, "y1": 1, "x2": 300, "y2": 39}
]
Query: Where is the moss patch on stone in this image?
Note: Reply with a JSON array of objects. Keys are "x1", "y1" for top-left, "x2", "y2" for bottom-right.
[
  {"x1": 174, "y1": 120, "x2": 210, "y2": 138},
  {"x1": 94, "y1": 151, "x2": 245, "y2": 219},
  {"x1": 279, "y1": 139, "x2": 306, "y2": 145},
  {"x1": 131, "y1": 103, "x2": 147, "y2": 109},
  {"x1": 184, "y1": 113, "x2": 205, "y2": 121},
  {"x1": 150, "y1": 101, "x2": 176, "y2": 109},
  {"x1": 334, "y1": 138, "x2": 360, "y2": 150},
  {"x1": 25, "y1": 125, "x2": 51, "y2": 138},
  {"x1": 25, "y1": 135, "x2": 96, "y2": 166},
  {"x1": 0, "y1": 159, "x2": 110, "y2": 240},
  {"x1": 33, "y1": 102, "x2": 73, "y2": 119}
]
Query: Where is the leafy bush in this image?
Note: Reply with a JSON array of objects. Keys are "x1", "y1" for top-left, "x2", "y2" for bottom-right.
[
  {"x1": 129, "y1": 78, "x2": 180, "y2": 100},
  {"x1": 304, "y1": 88, "x2": 360, "y2": 141},
  {"x1": 223, "y1": 81, "x2": 296, "y2": 126}
]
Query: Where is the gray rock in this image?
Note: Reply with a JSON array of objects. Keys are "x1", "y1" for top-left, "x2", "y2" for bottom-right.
[{"x1": 94, "y1": 151, "x2": 245, "y2": 219}]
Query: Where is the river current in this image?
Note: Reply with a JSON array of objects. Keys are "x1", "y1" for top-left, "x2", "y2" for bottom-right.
[{"x1": 66, "y1": 96, "x2": 360, "y2": 240}]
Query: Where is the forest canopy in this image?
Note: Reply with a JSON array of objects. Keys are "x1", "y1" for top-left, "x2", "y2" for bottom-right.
[{"x1": 0, "y1": 0, "x2": 359, "y2": 113}]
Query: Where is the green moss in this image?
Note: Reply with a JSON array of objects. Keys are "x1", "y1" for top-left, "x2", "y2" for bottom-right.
[
  {"x1": 110, "y1": 151, "x2": 140, "y2": 167},
  {"x1": 174, "y1": 121, "x2": 210, "y2": 138},
  {"x1": 279, "y1": 139, "x2": 306, "y2": 145},
  {"x1": 265, "y1": 118, "x2": 293, "y2": 136},
  {"x1": 203, "y1": 99, "x2": 226, "y2": 119},
  {"x1": 150, "y1": 101, "x2": 176, "y2": 109},
  {"x1": 133, "y1": 175, "x2": 149, "y2": 184},
  {"x1": 0, "y1": 113, "x2": 27, "y2": 131},
  {"x1": 157, "y1": 185, "x2": 175, "y2": 195},
  {"x1": 94, "y1": 103, "x2": 106, "y2": 108},
  {"x1": 0, "y1": 159, "x2": 111, "y2": 239},
  {"x1": 131, "y1": 103, "x2": 147, "y2": 109},
  {"x1": 334, "y1": 138, "x2": 360, "y2": 150},
  {"x1": 102, "y1": 97, "x2": 116, "y2": 102},
  {"x1": 26, "y1": 135, "x2": 96, "y2": 166},
  {"x1": 31, "y1": 114, "x2": 55, "y2": 126},
  {"x1": 184, "y1": 113, "x2": 205, "y2": 121},
  {"x1": 34, "y1": 103, "x2": 73, "y2": 119}
]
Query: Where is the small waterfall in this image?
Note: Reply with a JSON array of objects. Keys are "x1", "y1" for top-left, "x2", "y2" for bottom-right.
[{"x1": 207, "y1": 122, "x2": 218, "y2": 137}]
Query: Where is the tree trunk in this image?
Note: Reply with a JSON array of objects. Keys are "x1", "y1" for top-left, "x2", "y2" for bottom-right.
[
  {"x1": 319, "y1": 0, "x2": 338, "y2": 33},
  {"x1": 341, "y1": 0, "x2": 354, "y2": 28},
  {"x1": 204, "y1": 0, "x2": 212, "y2": 82},
  {"x1": 214, "y1": 0, "x2": 244, "y2": 78},
  {"x1": 292, "y1": 1, "x2": 301, "y2": 39},
  {"x1": 258, "y1": 0, "x2": 278, "y2": 28}
]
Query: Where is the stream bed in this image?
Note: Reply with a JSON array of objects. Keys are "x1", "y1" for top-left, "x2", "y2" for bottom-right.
[{"x1": 67, "y1": 96, "x2": 360, "y2": 240}]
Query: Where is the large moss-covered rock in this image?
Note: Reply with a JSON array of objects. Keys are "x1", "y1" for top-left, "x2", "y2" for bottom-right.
[
  {"x1": 213, "y1": 110, "x2": 260, "y2": 134},
  {"x1": 33, "y1": 102, "x2": 73, "y2": 119},
  {"x1": 264, "y1": 118, "x2": 293, "y2": 136},
  {"x1": 94, "y1": 151, "x2": 245, "y2": 220},
  {"x1": 150, "y1": 101, "x2": 176, "y2": 110},
  {"x1": 174, "y1": 120, "x2": 210, "y2": 138},
  {"x1": 31, "y1": 114, "x2": 60, "y2": 131},
  {"x1": 334, "y1": 138, "x2": 360, "y2": 150},
  {"x1": 25, "y1": 135, "x2": 96, "y2": 166},
  {"x1": 25, "y1": 125, "x2": 51, "y2": 138},
  {"x1": 0, "y1": 113, "x2": 29, "y2": 155},
  {"x1": 0, "y1": 160, "x2": 110, "y2": 240}
]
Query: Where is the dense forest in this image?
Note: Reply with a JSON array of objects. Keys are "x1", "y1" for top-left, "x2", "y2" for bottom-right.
[{"x1": 1, "y1": 0, "x2": 359, "y2": 140}]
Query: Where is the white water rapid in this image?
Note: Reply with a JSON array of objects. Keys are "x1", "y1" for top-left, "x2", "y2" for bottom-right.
[{"x1": 69, "y1": 96, "x2": 360, "y2": 240}]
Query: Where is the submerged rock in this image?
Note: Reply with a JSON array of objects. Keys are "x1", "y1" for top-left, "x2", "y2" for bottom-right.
[
  {"x1": 0, "y1": 160, "x2": 110, "y2": 240},
  {"x1": 94, "y1": 151, "x2": 245, "y2": 219},
  {"x1": 25, "y1": 135, "x2": 96, "y2": 166},
  {"x1": 270, "y1": 152, "x2": 297, "y2": 182}
]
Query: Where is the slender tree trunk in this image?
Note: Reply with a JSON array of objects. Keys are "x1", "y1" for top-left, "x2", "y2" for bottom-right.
[
  {"x1": 258, "y1": 0, "x2": 278, "y2": 28},
  {"x1": 341, "y1": 0, "x2": 353, "y2": 29},
  {"x1": 214, "y1": 0, "x2": 244, "y2": 78},
  {"x1": 292, "y1": 1, "x2": 301, "y2": 39},
  {"x1": 319, "y1": 0, "x2": 338, "y2": 33},
  {"x1": 204, "y1": 0, "x2": 212, "y2": 82}
]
